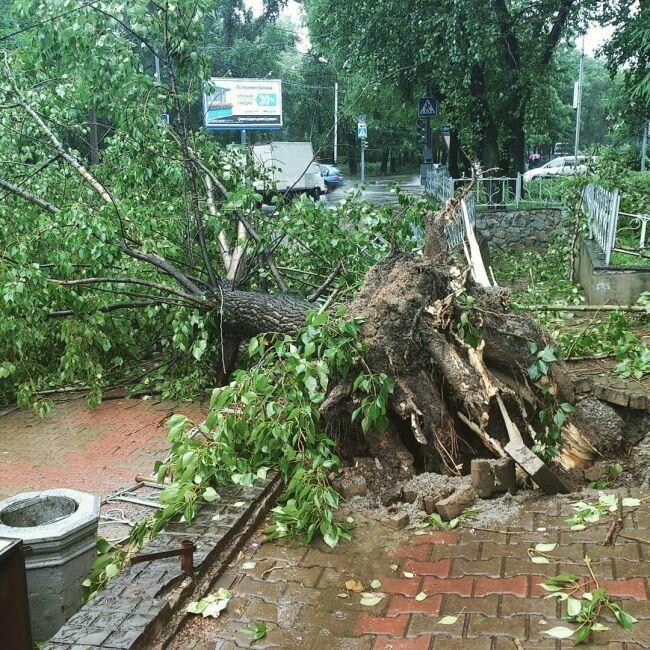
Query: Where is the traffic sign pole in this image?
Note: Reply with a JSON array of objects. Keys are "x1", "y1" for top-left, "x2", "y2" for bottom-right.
[{"x1": 361, "y1": 141, "x2": 365, "y2": 183}]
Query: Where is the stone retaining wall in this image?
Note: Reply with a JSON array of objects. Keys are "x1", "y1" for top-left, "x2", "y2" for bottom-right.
[{"x1": 474, "y1": 208, "x2": 565, "y2": 248}]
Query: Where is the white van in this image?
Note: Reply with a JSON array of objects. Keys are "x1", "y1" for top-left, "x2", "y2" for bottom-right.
[{"x1": 252, "y1": 142, "x2": 326, "y2": 199}]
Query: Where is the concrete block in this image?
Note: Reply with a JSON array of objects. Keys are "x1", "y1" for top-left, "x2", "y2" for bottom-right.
[
  {"x1": 339, "y1": 474, "x2": 367, "y2": 499},
  {"x1": 435, "y1": 485, "x2": 476, "y2": 521},
  {"x1": 383, "y1": 511, "x2": 409, "y2": 530},
  {"x1": 471, "y1": 459, "x2": 517, "y2": 498}
]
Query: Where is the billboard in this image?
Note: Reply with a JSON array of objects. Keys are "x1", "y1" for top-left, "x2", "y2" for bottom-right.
[{"x1": 203, "y1": 78, "x2": 283, "y2": 131}]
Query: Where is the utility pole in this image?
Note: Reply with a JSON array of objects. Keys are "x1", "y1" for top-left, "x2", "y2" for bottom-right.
[
  {"x1": 360, "y1": 141, "x2": 365, "y2": 183},
  {"x1": 641, "y1": 118, "x2": 649, "y2": 172},
  {"x1": 241, "y1": 130, "x2": 247, "y2": 146},
  {"x1": 574, "y1": 35, "x2": 585, "y2": 160},
  {"x1": 334, "y1": 81, "x2": 338, "y2": 164}
]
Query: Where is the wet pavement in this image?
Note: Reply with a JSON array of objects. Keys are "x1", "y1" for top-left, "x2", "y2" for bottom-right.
[
  {"x1": 322, "y1": 175, "x2": 424, "y2": 209},
  {"x1": 169, "y1": 490, "x2": 649, "y2": 649},
  {"x1": 0, "y1": 397, "x2": 203, "y2": 500}
]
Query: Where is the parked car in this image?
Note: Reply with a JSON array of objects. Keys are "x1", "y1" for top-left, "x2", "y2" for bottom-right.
[
  {"x1": 319, "y1": 164, "x2": 345, "y2": 190},
  {"x1": 523, "y1": 155, "x2": 591, "y2": 182}
]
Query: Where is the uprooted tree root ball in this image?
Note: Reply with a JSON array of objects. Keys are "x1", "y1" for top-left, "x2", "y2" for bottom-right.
[{"x1": 320, "y1": 209, "x2": 585, "y2": 478}]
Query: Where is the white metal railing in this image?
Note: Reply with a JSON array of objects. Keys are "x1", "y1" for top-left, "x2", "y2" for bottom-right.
[
  {"x1": 445, "y1": 192, "x2": 476, "y2": 250},
  {"x1": 425, "y1": 166, "x2": 454, "y2": 203},
  {"x1": 583, "y1": 184, "x2": 620, "y2": 266},
  {"x1": 618, "y1": 211, "x2": 649, "y2": 251},
  {"x1": 424, "y1": 169, "x2": 565, "y2": 209}
]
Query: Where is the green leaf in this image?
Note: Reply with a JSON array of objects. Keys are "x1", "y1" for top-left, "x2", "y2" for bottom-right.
[
  {"x1": 360, "y1": 596, "x2": 383, "y2": 606},
  {"x1": 590, "y1": 623, "x2": 609, "y2": 632},
  {"x1": 241, "y1": 621, "x2": 267, "y2": 641},
  {"x1": 415, "y1": 592, "x2": 427, "y2": 601},
  {"x1": 104, "y1": 563, "x2": 118, "y2": 579},
  {"x1": 615, "y1": 609, "x2": 638, "y2": 630},
  {"x1": 370, "y1": 579, "x2": 381, "y2": 589},
  {"x1": 437, "y1": 614, "x2": 459, "y2": 625},
  {"x1": 566, "y1": 597, "x2": 582, "y2": 617},
  {"x1": 530, "y1": 555, "x2": 550, "y2": 564},
  {"x1": 534, "y1": 543, "x2": 557, "y2": 553},
  {"x1": 543, "y1": 626, "x2": 574, "y2": 639},
  {"x1": 202, "y1": 487, "x2": 218, "y2": 502},
  {"x1": 621, "y1": 497, "x2": 640, "y2": 507},
  {"x1": 574, "y1": 625, "x2": 590, "y2": 644}
]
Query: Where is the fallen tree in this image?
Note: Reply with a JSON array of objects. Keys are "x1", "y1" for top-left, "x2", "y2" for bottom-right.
[{"x1": 0, "y1": 1, "x2": 596, "y2": 477}]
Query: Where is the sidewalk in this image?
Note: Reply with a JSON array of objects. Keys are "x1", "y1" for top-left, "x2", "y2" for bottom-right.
[
  {"x1": 0, "y1": 397, "x2": 203, "y2": 500},
  {"x1": 170, "y1": 491, "x2": 649, "y2": 649}
]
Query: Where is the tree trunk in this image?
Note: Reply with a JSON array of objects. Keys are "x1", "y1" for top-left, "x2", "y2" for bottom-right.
[
  {"x1": 380, "y1": 149, "x2": 389, "y2": 174},
  {"x1": 448, "y1": 129, "x2": 461, "y2": 178}
]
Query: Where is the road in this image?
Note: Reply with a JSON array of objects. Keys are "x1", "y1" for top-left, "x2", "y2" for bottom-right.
[{"x1": 322, "y1": 174, "x2": 423, "y2": 208}]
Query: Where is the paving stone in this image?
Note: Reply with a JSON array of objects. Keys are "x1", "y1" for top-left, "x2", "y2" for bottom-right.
[
  {"x1": 474, "y1": 576, "x2": 529, "y2": 597},
  {"x1": 386, "y1": 593, "x2": 442, "y2": 616},
  {"x1": 430, "y1": 639, "x2": 493, "y2": 649},
  {"x1": 235, "y1": 575, "x2": 286, "y2": 601},
  {"x1": 422, "y1": 576, "x2": 473, "y2": 597},
  {"x1": 403, "y1": 558, "x2": 451, "y2": 576},
  {"x1": 465, "y1": 614, "x2": 526, "y2": 639},
  {"x1": 429, "y1": 541, "x2": 481, "y2": 561},
  {"x1": 442, "y1": 594, "x2": 499, "y2": 617},
  {"x1": 354, "y1": 613, "x2": 409, "y2": 637},
  {"x1": 392, "y1": 543, "x2": 431, "y2": 561},
  {"x1": 374, "y1": 638, "x2": 432, "y2": 649},
  {"x1": 408, "y1": 613, "x2": 465, "y2": 637},
  {"x1": 378, "y1": 576, "x2": 423, "y2": 597},
  {"x1": 452, "y1": 557, "x2": 502, "y2": 577},
  {"x1": 499, "y1": 595, "x2": 558, "y2": 618}
]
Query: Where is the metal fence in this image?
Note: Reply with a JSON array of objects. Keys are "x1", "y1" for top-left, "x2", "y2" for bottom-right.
[
  {"x1": 424, "y1": 166, "x2": 454, "y2": 203},
  {"x1": 582, "y1": 184, "x2": 620, "y2": 266},
  {"x1": 445, "y1": 192, "x2": 476, "y2": 250},
  {"x1": 424, "y1": 168, "x2": 565, "y2": 209},
  {"x1": 423, "y1": 169, "x2": 640, "y2": 265},
  {"x1": 618, "y1": 211, "x2": 649, "y2": 253}
]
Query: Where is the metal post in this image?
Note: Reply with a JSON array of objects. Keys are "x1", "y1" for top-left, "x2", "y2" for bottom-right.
[
  {"x1": 360, "y1": 142, "x2": 365, "y2": 183},
  {"x1": 574, "y1": 36, "x2": 585, "y2": 160},
  {"x1": 334, "y1": 81, "x2": 338, "y2": 164},
  {"x1": 154, "y1": 55, "x2": 161, "y2": 84},
  {"x1": 515, "y1": 172, "x2": 522, "y2": 206},
  {"x1": 605, "y1": 189, "x2": 620, "y2": 266},
  {"x1": 240, "y1": 129, "x2": 247, "y2": 145},
  {"x1": 641, "y1": 118, "x2": 648, "y2": 172}
]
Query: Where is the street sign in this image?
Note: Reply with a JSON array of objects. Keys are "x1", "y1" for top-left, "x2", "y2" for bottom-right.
[
  {"x1": 203, "y1": 78, "x2": 283, "y2": 131},
  {"x1": 441, "y1": 124, "x2": 451, "y2": 134},
  {"x1": 418, "y1": 97, "x2": 437, "y2": 117},
  {"x1": 358, "y1": 116, "x2": 367, "y2": 140}
]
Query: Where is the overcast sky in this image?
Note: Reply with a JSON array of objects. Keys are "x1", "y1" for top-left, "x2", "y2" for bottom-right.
[{"x1": 244, "y1": 1, "x2": 614, "y2": 57}]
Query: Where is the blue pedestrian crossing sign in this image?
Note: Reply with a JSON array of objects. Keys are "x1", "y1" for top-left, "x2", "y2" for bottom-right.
[{"x1": 418, "y1": 97, "x2": 437, "y2": 117}]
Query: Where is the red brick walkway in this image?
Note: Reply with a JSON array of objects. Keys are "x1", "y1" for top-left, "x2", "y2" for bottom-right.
[
  {"x1": 171, "y1": 490, "x2": 649, "y2": 649},
  {"x1": 0, "y1": 398, "x2": 203, "y2": 499}
]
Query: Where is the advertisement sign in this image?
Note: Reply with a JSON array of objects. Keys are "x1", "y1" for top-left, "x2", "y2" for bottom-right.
[{"x1": 203, "y1": 78, "x2": 283, "y2": 130}]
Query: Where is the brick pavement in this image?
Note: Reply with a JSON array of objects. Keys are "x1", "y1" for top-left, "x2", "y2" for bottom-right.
[
  {"x1": 171, "y1": 490, "x2": 649, "y2": 649},
  {"x1": 0, "y1": 397, "x2": 204, "y2": 499}
]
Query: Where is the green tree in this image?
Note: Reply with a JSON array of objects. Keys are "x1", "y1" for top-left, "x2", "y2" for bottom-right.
[{"x1": 303, "y1": 0, "x2": 609, "y2": 174}]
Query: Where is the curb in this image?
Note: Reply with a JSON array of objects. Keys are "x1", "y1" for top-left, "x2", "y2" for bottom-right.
[{"x1": 43, "y1": 473, "x2": 282, "y2": 649}]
